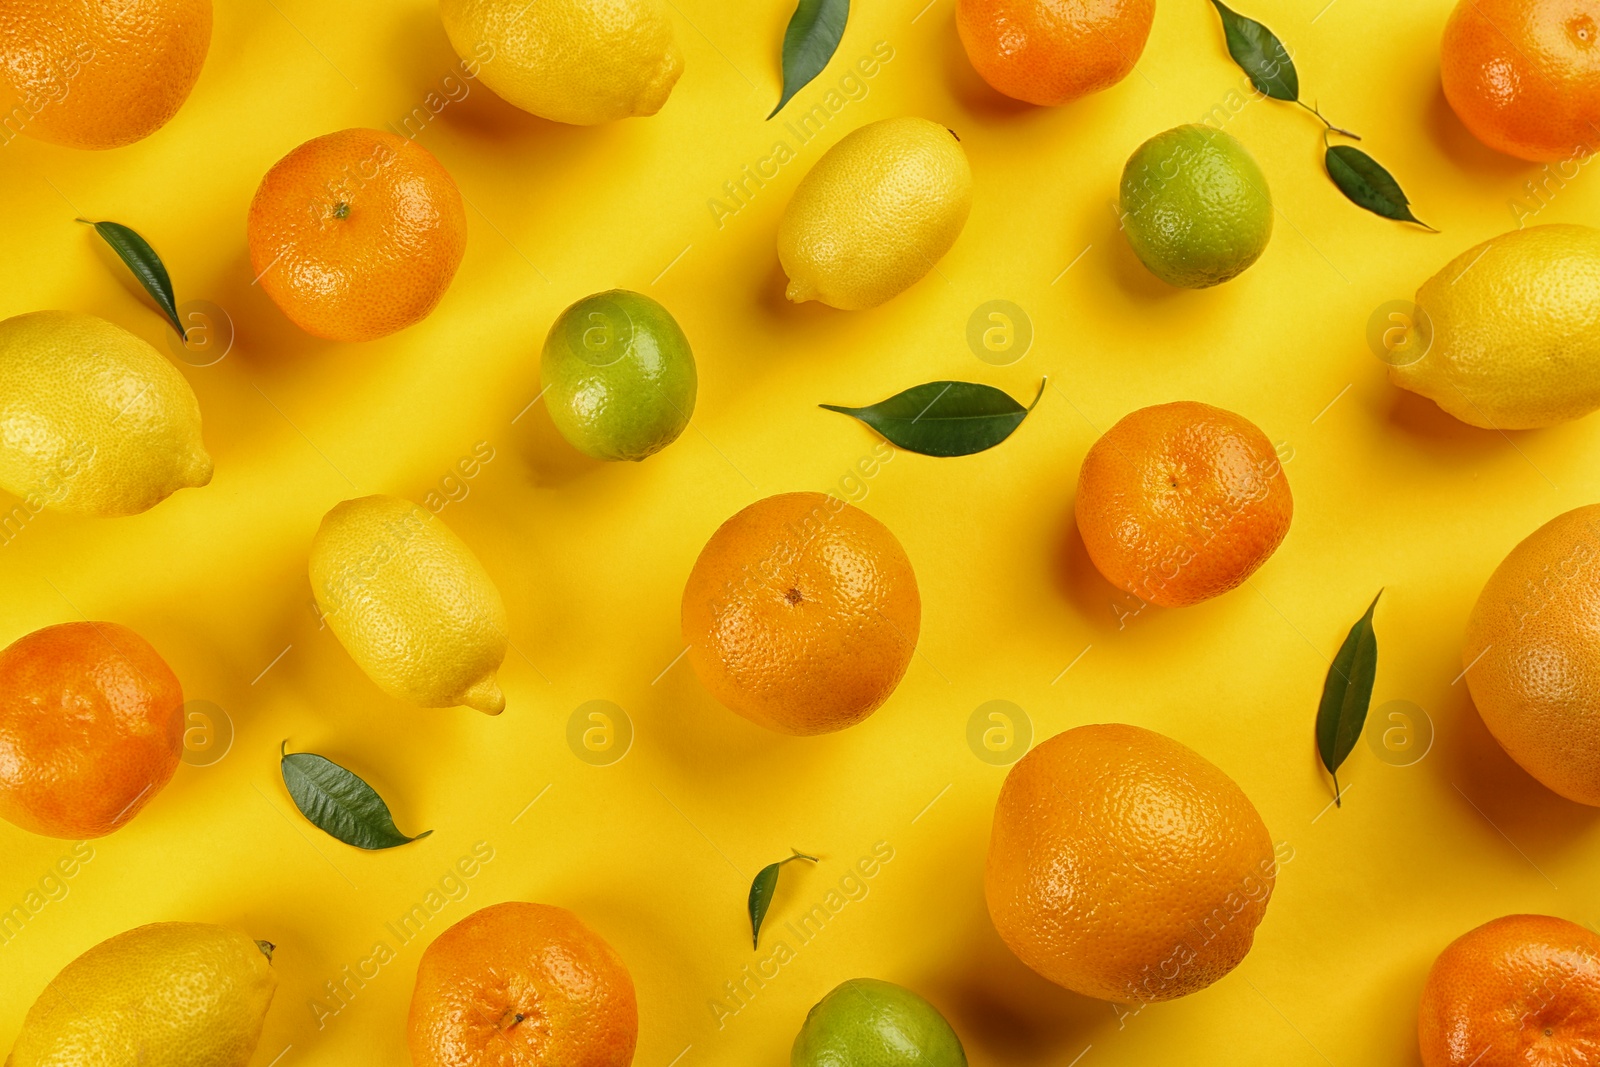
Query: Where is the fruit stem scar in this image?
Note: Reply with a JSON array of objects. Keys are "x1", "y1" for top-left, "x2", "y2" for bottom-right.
[
  {"x1": 785, "y1": 588, "x2": 803, "y2": 605},
  {"x1": 332, "y1": 201, "x2": 350, "y2": 219}
]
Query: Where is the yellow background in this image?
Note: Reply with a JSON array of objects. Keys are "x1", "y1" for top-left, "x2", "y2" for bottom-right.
[{"x1": 3, "y1": 0, "x2": 1600, "y2": 1063}]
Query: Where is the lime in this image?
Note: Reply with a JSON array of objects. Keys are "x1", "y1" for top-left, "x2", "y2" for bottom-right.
[
  {"x1": 792, "y1": 979, "x2": 967, "y2": 1067},
  {"x1": 1118, "y1": 124, "x2": 1273, "y2": 289},
  {"x1": 540, "y1": 289, "x2": 697, "y2": 461}
]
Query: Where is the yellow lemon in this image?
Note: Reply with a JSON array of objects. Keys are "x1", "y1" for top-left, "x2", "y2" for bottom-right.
[
  {"x1": 6, "y1": 922, "x2": 276, "y2": 1067},
  {"x1": 438, "y1": 0, "x2": 682, "y2": 126},
  {"x1": 779, "y1": 117, "x2": 972, "y2": 310},
  {"x1": 0, "y1": 310, "x2": 211, "y2": 517},
  {"x1": 309, "y1": 495, "x2": 509, "y2": 714},
  {"x1": 1389, "y1": 224, "x2": 1600, "y2": 429}
]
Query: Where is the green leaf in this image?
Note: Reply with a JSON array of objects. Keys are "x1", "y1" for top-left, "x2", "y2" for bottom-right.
[
  {"x1": 279, "y1": 742, "x2": 431, "y2": 850},
  {"x1": 748, "y1": 849, "x2": 817, "y2": 948},
  {"x1": 769, "y1": 0, "x2": 849, "y2": 119},
  {"x1": 1209, "y1": 0, "x2": 1299, "y2": 102},
  {"x1": 1315, "y1": 591, "x2": 1382, "y2": 806},
  {"x1": 821, "y1": 379, "x2": 1046, "y2": 458},
  {"x1": 1325, "y1": 145, "x2": 1436, "y2": 229},
  {"x1": 77, "y1": 219, "x2": 184, "y2": 335}
]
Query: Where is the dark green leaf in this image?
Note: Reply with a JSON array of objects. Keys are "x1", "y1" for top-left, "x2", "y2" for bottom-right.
[
  {"x1": 77, "y1": 219, "x2": 183, "y2": 335},
  {"x1": 279, "y1": 742, "x2": 431, "y2": 850},
  {"x1": 1209, "y1": 0, "x2": 1298, "y2": 102},
  {"x1": 1315, "y1": 591, "x2": 1382, "y2": 806},
  {"x1": 748, "y1": 850, "x2": 817, "y2": 948},
  {"x1": 821, "y1": 379, "x2": 1046, "y2": 458},
  {"x1": 1325, "y1": 146, "x2": 1435, "y2": 229},
  {"x1": 769, "y1": 0, "x2": 849, "y2": 119}
]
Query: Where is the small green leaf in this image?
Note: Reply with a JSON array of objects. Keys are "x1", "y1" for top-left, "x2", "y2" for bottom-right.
[
  {"x1": 1315, "y1": 591, "x2": 1382, "y2": 806},
  {"x1": 1209, "y1": 0, "x2": 1299, "y2": 102},
  {"x1": 769, "y1": 0, "x2": 849, "y2": 119},
  {"x1": 821, "y1": 379, "x2": 1046, "y2": 457},
  {"x1": 279, "y1": 742, "x2": 431, "y2": 850},
  {"x1": 748, "y1": 849, "x2": 817, "y2": 948},
  {"x1": 77, "y1": 219, "x2": 184, "y2": 335},
  {"x1": 1325, "y1": 146, "x2": 1436, "y2": 229}
]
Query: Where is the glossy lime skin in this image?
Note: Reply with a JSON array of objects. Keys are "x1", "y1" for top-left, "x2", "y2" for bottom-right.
[
  {"x1": 540, "y1": 289, "x2": 697, "y2": 461},
  {"x1": 1119, "y1": 124, "x2": 1273, "y2": 289},
  {"x1": 792, "y1": 979, "x2": 967, "y2": 1067}
]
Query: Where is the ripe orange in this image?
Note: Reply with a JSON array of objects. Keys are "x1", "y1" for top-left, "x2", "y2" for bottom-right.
[
  {"x1": 0, "y1": 622, "x2": 183, "y2": 839},
  {"x1": 680, "y1": 491, "x2": 920, "y2": 735},
  {"x1": 0, "y1": 0, "x2": 211, "y2": 150},
  {"x1": 956, "y1": 0, "x2": 1156, "y2": 106},
  {"x1": 1075, "y1": 401, "x2": 1291, "y2": 608},
  {"x1": 985, "y1": 723, "x2": 1277, "y2": 1003},
  {"x1": 1463, "y1": 504, "x2": 1600, "y2": 805},
  {"x1": 1440, "y1": 0, "x2": 1600, "y2": 162},
  {"x1": 1418, "y1": 914, "x2": 1600, "y2": 1066},
  {"x1": 408, "y1": 902, "x2": 637, "y2": 1067},
  {"x1": 247, "y1": 128, "x2": 467, "y2": 343}
]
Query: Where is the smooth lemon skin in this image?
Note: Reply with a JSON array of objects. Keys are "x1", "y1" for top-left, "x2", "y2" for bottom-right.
[
  {"x1": 0, "y1": 310, "x2": 211, "y2": 517},
  {"x1": 541, "y1": 290, "x2": 697, "y2": 462},
  {"x1": 792, "y1": 979, "x2": 967, "y2": 1067},
  {"x1": 438, "y1": 0, "x2": 682, "y2": 125},
  {"x1": 7, "y1": 923, "x2": 275, "y2": 1067},
  {"x1": 1389, "y1": 224, "x2": 1600, "y2": 430},
  {"x1": 309, "y1": 495, "x2": 509, "y2": 714},
  {"x1": 779, "y1": 117, "x2": 973, "y2": 310},
  {"x1": 1119, "y1": 124, "x2": 1273, "y2": 289}
]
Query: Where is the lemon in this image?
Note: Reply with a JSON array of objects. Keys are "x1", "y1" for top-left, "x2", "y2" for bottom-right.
[
  {"x1": 0, "y1": 310, "x2": 211, "y2": 517},
  {"x1": 6, "y1": 922, "x2": 275, "y2": 1067},
  {"x1": 779, "y1": 117, "x2": 973, "y2": 310},
  {"x1": 541, "y1": 289, "x2": 697, "y2": 461},
  {"x1": 792, "y1": 979, "x2": 967, "y2": 1067},
  {"x1": 1389, "y1": 224, "x2": 1600, "y2": 429},
  {"x1": 1119, "y1": 124, "x2": 1273, "y2": 289},
  {"x1": 309, "y1": 495, "x2": 509, "y2": 714},
  {"x1": 438, "y1": 0, "x2": 682, "y2": 126}
]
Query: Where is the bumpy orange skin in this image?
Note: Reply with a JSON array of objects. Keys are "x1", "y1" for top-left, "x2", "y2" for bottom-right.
[
  {"x1": 408, "y1": 902, "x2": 637, "y2": 1067},
  {"x1": 1464, "y1": 504, "x2": 1600, "y2": 805},
  {"x1": 985, "y1": 724, "x2": 1277, "y2": 1003},
  {"x1": 1075, "y1": 401, "x2": 1291, "y2": 608},
  {"x1": 1419, "y1": 914, "x2": 1600, "y2": 1066},
  {"x1": 681, "y1": 492, "x2": 920, "y2": 736},
  {"x1": 0, "y1": 0, "x2": 211, "y2": 149},
  {"x1": 956, "y1": 0, "x2": 1155, "y2": 106},
  {"x1": 1441, "y1": 0, "x2": 1600, "y2": 162},
  {"x1": 247, "y1": 128, "x2": 467, "y2": 343},
  {"x1": 0, "y1": 622, "x2": 183, "y2": 839}
]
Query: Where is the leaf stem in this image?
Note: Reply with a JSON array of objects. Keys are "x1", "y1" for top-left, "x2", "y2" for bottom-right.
[
  {"x1": 1331, "y1": 769, "x2": 1341, "y2": 808},
  {"x1": 1300, "y1": 100, "x2": 1361, "y2": 140},
  {"x1": 1027, "y1": 376, "x2": 1048, "y2": 412},
  {"x1": 780, "y1": 849, "x2": 819, "y2": 866}
]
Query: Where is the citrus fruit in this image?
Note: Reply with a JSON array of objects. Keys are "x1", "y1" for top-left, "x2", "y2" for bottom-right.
[
  {"x1": 408, "y1": 902, "x2": 637, "y2": 1067},
  {"x1": 681, "y1": 491, "x2": 921, "y2": 735},
  {"x1": 247, "y1": 128, "x2": 466, "y2": 343},
  {"x1": 985, "y1": 723, "x2": 1277, "y2": 1003},
  {"x1": 779, "y1": 117, "x2": 972, "y2": 310},
  {"x1": 792, "y1": 979, "x2": 967, "y2": 1067},
  {"x1": 541, "y1": 289, "x2": 697, "y2": 461},
  {"x1": 0, "y1": 0, "x2": 211, "y2": 150},
  {"x1": 439, "y1": 0, "x2": 682, "y2": 125},
  {"x1": 956, "y1": 0, "x2": 1155, "y2": 106},
  {"x1": 1463, "y1": 504, "x2": 1600, "y2": 805},
  {"x1": 1440, "y1": 0, "x2": 1600, "y2": 162},
  {"x1": 1418, "y1": 914, "x2": 1600, "y2": 1066},
  {"x1": 1119, "y1": 124, "x2": 1274, "y2": 289},
  {"x1": 309, "y1": 495, "x2": 509, "y2": 714},
  {"x1": 1075, "y1": 401, "x2": 1291, "y2": 608},
  {"x1": 0, "y1": 621, "x2": 184, "y2": 839},
  {"x1": 0, "y1": 310, "x2": 211, "y2": 517},
  {"x1": 1388, "y1": 224, "x2": 1600, "y2": 430},
  {"x1": 8, "y1": 922, "x2": 275, "y2": 1067}
]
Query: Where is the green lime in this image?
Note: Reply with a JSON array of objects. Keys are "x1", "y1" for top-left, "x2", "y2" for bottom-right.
[
  {"x1": 540, "y1": 289, "x2": 697, "y2": 461},
  {"x1": 792, "y1": 979, "x2": 967, "y2": 1067},
  {"x1": 1118, "y1": 124, "x2": 1273, "y2": 289}
]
